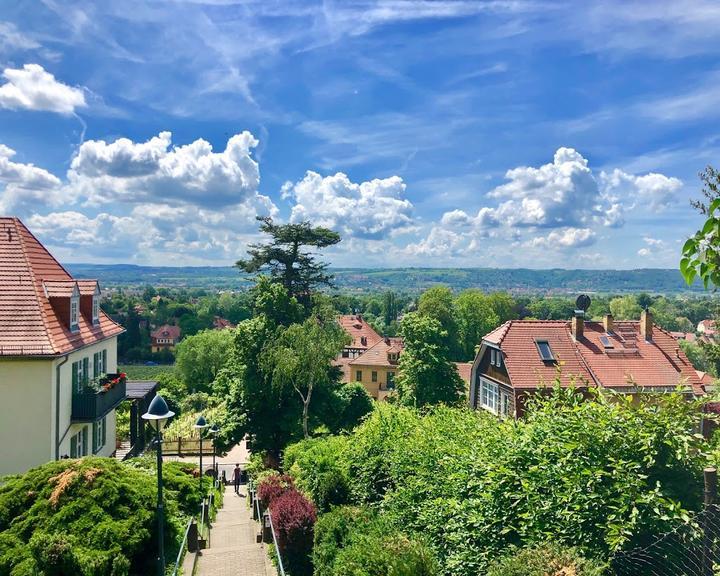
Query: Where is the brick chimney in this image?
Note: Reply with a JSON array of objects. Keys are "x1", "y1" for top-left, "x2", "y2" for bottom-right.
[
  {"x1": 603, "y1": 314, "x2": 614, "y2": 333},
  {"x1": 640, "y1": 308, "x2": 653, "y2": 341},
  {"x1": 572, "y1": 310, "x2": 584, "y2": 340}
]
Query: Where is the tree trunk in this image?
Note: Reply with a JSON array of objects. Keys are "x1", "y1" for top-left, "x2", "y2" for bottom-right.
[{"x1": 301, "y1": 383, "x2": 313, "y2": 439}]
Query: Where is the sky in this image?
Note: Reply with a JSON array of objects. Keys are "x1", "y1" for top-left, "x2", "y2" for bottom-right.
[{"x1": 0, "y1": 0, "x2": 718, "y2": 269}]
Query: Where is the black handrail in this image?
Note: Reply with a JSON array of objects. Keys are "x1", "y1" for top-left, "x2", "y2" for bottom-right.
[{"x1": 170, "y1": 518, "x2": 194, "y2": 576}]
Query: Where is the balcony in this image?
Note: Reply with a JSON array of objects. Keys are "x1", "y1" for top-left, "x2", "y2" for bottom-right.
[{"x1": 72, "y1": 374, "x2": 127, "y2": 422}]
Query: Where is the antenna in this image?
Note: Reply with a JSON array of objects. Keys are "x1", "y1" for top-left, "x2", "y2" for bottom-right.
[{"x1": 575, "y1": 294, "x2": 591, "y2": 313}]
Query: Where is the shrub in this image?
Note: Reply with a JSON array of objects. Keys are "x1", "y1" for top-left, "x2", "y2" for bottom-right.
[
  {"x1": 285, "y1": 436, "x2": 350, "y2": 512},
  {"x1": 270, "y1": 489, "x2": 317, "y2": 576},
  {"x1": 486, "y1": 544, "x2": 607, "y2": 576},
  {"x1": 257, "y1": 473, "x2": 293, "y2": 510},
  {"x1": 332, "y1": 382, "x2": 374, "y2": 432},
  {"x1": 313, "y1": 505, "x2": 438, "y2": 576}
]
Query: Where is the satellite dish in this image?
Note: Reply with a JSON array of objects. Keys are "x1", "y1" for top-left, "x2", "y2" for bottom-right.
[{"x1": 576, "y1": 294, "x2": 591, "y2": 312}]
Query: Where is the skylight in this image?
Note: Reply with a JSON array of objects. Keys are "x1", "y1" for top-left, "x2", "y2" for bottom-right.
[
  {"x1": 599, "y1": 335, "x2": 614, "y2": 349},
  {"x1": 535, "y1": 340, "x2": 555, "y2": 362}
]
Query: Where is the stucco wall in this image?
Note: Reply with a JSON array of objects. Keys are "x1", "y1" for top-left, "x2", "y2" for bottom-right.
[
  {"x1": 352, "y1": 364, "x2": 397, "y2": 400},
  {"x1": 0, "y1": 359, "x2": 54, "y2": 476}
]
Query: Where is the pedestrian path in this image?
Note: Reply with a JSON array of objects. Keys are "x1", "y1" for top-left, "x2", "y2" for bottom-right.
[{"x1": 195, "y1": 484, "x2": 277, "y2": 576}]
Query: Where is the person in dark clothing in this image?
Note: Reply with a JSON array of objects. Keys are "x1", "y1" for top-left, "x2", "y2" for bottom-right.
[{"x1": 233, "y1": 463, "x2": 242, "y2": 495}]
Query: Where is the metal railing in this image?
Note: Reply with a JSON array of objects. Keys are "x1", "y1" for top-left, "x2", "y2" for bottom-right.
[
  {"x1": 171, "y1": 518, "x2": 194, "y2": 576},
  {"x1": 266, "y1": 509, "x2": 287, "y2": 576},
  {"x1": 249, "y1": 477, "x2": 287, "y2": 576}
]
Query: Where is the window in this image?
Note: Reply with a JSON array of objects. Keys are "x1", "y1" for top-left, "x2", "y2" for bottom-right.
[
  {"x1": 497, "y1": 351, "x2": 503, "y2": 368},
  {"x1": 356, "y1": 370, "x2": 362, "y2": 382},
  {"x1": 92, "y1": 296, "x2": 100, "y2": 324},
  {"x1": 342, "y1": 350, "x2": 349, "y2": 358},
  {"x1": 93, "y1": 350, "x2": 106, "y2": 377},
  {"x1": 386, "y1": 372, "x2": 395, "y2": 389},
  {"x1": 481, "y1": 379, "x2": 499, "y2": 413},
  {"x1": 599, "y1": 335, "x2": 614, "y2": 349},
  {"x1": 93, "y1": 417, "x2": 106, "y2": 453},
  {"x1": 372, "y1": 371, "x2": 378, "y2": 383},
  {"x1": 70, "y1": 296, "x2": 79, "y2": 331},
  {"x1": 70, "y1": 426, "x2": 88, "y2": 458},
  {"x1": 490, "y1": 349, "x2": 496, "y2": 366},
  {"x1": 500, "y1": 392, "x2": 511, "y2": 417},
  {"x1": 535, "y1": 340, "x2": 555, "y2": 362},
  {"x1": 72, "y1": 358, "x2": 89, "y2": 394}
]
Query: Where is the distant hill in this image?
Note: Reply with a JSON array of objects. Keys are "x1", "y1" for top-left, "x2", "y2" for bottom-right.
[{"x1": 66, "y1": 264, "x2": 704, "y2": 295}]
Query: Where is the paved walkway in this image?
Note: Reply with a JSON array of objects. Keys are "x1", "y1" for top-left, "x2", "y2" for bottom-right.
[{"x1": 195, "y1": 484, "x2": 276, "y2": 576}]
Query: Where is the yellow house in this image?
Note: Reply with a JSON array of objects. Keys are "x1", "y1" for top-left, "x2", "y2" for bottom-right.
[
  {"x1": 0, "y1": 217, "x2": 126, "y2": 476},
  {"x1": 347, "y1": 338, "x2": 402, "y2": 401}
]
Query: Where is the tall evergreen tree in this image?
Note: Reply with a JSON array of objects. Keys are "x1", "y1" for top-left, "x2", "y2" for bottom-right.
[{"x1": 236, "y1": 216, "x2": 341, "y2": 306}]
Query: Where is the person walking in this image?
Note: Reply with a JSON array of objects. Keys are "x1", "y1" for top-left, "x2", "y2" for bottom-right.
[{"x1": 233, "y1": 463, "x2": 242, "y2": 495}]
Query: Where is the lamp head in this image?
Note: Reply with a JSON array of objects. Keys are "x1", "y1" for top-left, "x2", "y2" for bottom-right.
[
  {"x1": 209, "y1": 424, "x2": 219, "y2": 436},
  {"x1": 194, "y1": 415, "x2": 208, "y2": 429},
  {"x1": 141, "y1": 394, "x2": 175, "y2": 432}
]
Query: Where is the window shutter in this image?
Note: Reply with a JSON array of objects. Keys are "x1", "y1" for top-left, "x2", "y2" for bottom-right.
[
  {"x1": 92, "y1": 422, "x2": 98, "y2": 453},
  {"x1": 101, "y1": 416, "x2": 107, "y2": 447},
  {"x1": 70, "y1": 435, "x2": 77, "y2": 458},
  {"x1": 93, "y1": 353, "x2": 99, "y2": 377},
  {"x1": 72, "y1": 362, "x2": 79, "y2": 394},
  {"x1": 102, "y1": 350, "x2": 107, "y2": 373},
  {"x1": 82, "y1": 426, "x2": 88, "y2": 456},
  {"x1": 82, "y1": 358, "x2": 89, "y2": 385}
]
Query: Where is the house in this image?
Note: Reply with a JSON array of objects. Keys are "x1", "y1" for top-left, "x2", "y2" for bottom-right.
[
  {"x1": 470, "y1": 309, "x2": 704, "y2": 419},
  {"x1": 698, "y1": 320, "x2": 717, "y2": 336},
  {"x1": 671, "y1": 331, "x2": 696, "y2": 342},
  {"x1": 150, "y1": 324, "x2": 181, "y2": 353},
  {"x1": 0, "y1": 217, "x2": 126, "y2": 475},
  {"x1": 337, "y1": 314, "x2": 383, "y2": 358}
]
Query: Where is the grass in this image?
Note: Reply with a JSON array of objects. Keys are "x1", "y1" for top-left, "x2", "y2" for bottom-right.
[{"x1": 119, "y1": 364, "x2": 176, "y2": 380}]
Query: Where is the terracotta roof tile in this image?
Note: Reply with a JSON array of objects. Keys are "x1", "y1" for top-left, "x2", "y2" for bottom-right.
[
  {"x1": 454, "y1": 362, "x2": 472, "y2": 385},
  {"x1": 338, "y1": 315, "x2": 383, "y2": 349},
  {"x1": 151, "y1": 324, "x2": 181, "y2": 340},
  {"x1": 350, "y1": 338, "x2": 404, "y2": 367},
  {"x1": 0, "y1": 217, "x2": 124, "y2": 357}
]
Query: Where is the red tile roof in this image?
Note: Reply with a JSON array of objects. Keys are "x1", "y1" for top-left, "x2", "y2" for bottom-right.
[
  {"x1": 338, "y1": 315, "x2": 383, "y2": 349},
  {"x1": 0, "y1": 217, "x2": 124, "y2": 357},
  {"x1": 483, "y1": 319, "x2": 703, "y2": 394},
  {"x1": 454, "y1": 362, "x2": 472, "y2": 385},
  {"x1": 350, "y1": 338, "x2": 404, "y2": 367},
  {"x1": 151, "y1": 324, "x2": 181, "y2": 340},
  {"x1": 213, "y1": 316, "x2": 236, "y2": 330}
]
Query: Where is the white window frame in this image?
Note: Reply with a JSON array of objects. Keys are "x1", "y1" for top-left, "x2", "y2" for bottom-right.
[
  {"x1": 480, "y1": 378, "x2": 499, "y2": 414},
  {"x1": 94, "y1": 417, "x2": 106, "y2": 453},
  {"x1": 497, "y1": 351, "x2": 503, "y2": 368},
  {"x1": 71, "y1": 427, "x2": 86, "y2": 457},
  {"x1": 92, "y1": 296, "x2": 100, "y2": 324},
  {"x1": 70, "y1": 296, "x2": 79, "y2": 332}
]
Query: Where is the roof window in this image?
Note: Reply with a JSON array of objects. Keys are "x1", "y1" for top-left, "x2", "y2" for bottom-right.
[
  {"x1": 535, "y1": 339, "x2": 555, "y2": 362},
  {"x1": 599, "y1": 335, "x2": 614, "y2": 349}
]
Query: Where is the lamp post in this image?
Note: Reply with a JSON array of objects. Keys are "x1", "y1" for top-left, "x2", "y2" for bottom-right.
[
  {"x1": 194, "y1": 415, "x2": 208, "y2": 495},
  {"x1": 209, "y1": 424, "x2": 219, "y2": 479},
  {"x1": 142, "y1": 395, "x2": 174, "y2": 576}
]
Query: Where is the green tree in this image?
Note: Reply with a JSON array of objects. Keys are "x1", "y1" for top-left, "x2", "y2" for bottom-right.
[
  {"x1": 383, "y1": 291, "x2": 398, "y2": 326},
  {"x1": 609, "y1": 295, "x2": 642, "y2": 320},
  {"x1": 175, "y1": 329, "x2": 235, "y2": 392},
  {"x1": 236, "y1": 216, "x2": 341, "y2": 305},
  {"x1": 396, "y1": 312, "x2": 464, "y2": 407},
  {"x1": 455, "y1": 289, "x2": 499, "y2": 360},
  {"x1": 682, "y1": 166, "x2": 720, "y2": 288},
  {"x1": 261, "y1": 314, "x2": 348, "y2": 438},
  {"x1": 487, "y1": 292, "x2": 517, "y2": 324},
  {"x1": 417, "y1": 286, "x2": 461, "y2": 359}
]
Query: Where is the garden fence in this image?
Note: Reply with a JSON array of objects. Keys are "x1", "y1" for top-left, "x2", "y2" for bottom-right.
[{"x1": 611, "y1": 468, "x2": 720, "y2": 576}]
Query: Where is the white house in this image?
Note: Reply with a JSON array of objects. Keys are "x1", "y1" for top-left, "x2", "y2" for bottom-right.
[{"x1": 0, "y1": 217, "x2": 125, "y2": 476}]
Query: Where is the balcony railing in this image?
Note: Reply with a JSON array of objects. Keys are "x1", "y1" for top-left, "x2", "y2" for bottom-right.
[{"x1": 72, "y1": 374, "x2": 127, "y2": 421}]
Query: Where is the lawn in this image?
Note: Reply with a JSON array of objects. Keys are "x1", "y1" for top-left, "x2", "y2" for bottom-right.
[{"x1": 118, "y1": 363, "x2": 176, "y2": 380}]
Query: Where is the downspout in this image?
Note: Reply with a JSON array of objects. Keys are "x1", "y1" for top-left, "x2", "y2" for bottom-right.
[{"x1": 54, "y1": 354, "x2": 70, "y2": 460}]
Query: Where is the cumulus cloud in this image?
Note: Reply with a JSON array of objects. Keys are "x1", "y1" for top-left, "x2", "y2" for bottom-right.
[
  {"x1": 0, "y1": 64, "x2": 86, "y2": 114},
  {"x1": 283, "y1": 171, "x2": 414, "y2": 239},
  {"x1": 0, "y1": 144, "x2": 64, "y2": 213},
  {"x1": 601, "y1": 169, "x2": 682, "y2": 211},
  {"x1": 68, "y1": 131, "x2": 263, "y2": 209},
  {"x1": 527, "y1": 227, "x2": 596, "y2": 249},
  {"x1": 404, "y1": 226, "x2": 467, "y2": 258}
]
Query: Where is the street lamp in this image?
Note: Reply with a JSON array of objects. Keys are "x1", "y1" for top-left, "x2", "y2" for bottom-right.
[
  {"x1": 194, "y1": 415, "x2": 208, "y2": 495},
  {"x1": 209, "y1": 424, "x2": 219, "y2": 479},
  {"x1": 142, "y1": 394, "x2": 175, "y2": 576}
]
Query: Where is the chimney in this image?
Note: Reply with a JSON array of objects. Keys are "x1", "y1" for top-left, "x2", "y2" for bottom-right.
[
  {"x1": 603, "y1": 314, "x2": 614, "y2": 333},
  {"x1": 640, "y1": 308, "x2": 653, "y2": 341},
  {"x1": 571, "y1": 310, "x2": 584, "y2": 341}
]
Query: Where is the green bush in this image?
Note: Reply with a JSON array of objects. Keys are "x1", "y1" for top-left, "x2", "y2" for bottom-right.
[
  {"x1": 0, "y1": 457, "x2": 203, "y2": 575},
  {"x1": 313, "y1": 506, "x2": 438, "y2": 576},
  {"x1": 285, "y1": 436, "x2": 350, "y2": 512},
  {"x1": 486, "y1": 544, "x2": 607, "y2": 576},
  {"x1": 293, "y1": 388, "x2": 711, "y2": 575}
]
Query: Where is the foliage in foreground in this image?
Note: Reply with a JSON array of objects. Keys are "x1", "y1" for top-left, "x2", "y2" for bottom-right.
[
  {"x1": 0, "y1": 457, "x2": 203, "y2": 576},
  {"x1": 486, "y1": 543, "x2": 607, "y2": 576},
  {"x1": 286, "y1": 388, "x2": 711, "y2": 575}
]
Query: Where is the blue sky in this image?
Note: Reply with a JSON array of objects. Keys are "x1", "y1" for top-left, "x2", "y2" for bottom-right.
[{"x1": 0, "y1": 0, "x2": 718, "y2": 268}]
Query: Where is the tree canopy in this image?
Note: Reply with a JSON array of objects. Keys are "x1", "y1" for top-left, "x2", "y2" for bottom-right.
[{"x1": 236, "y1": 216, "x2": 341, "y2": 305}]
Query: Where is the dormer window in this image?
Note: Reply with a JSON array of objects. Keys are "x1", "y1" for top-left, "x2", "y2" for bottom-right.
[{"x1": 70, "y1": 294, "x2": 79, "y2": 332}]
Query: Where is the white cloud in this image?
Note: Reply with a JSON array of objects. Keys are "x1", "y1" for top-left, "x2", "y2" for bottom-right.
[
  {"x1": 68, "y1": 131, "x2": 264, "y2": 209},
  {"x1": 0, "y1": 144, "x2": 64, "y2": 213},
  {"x1": 403, "y1": 226, "x2": 467, "y2": 258},
  {"x1": 0, "y1": 22, "x2": 40, "y2": 52},
  {"x1": 528, "y1": 227, "x2": 596, "y2": 249},
  {"x1": 0, "y1": 64, "x2": 86, "y2": 114},
  {"x1": 284, "y1": 171, "x2": 414, "y2": 239},
  {"x1": 637, "y1": 247, "x2": 651, "y2": 256},
  {"x1": 600, "y1": 169, "x2": 682, "y2": 211}
]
